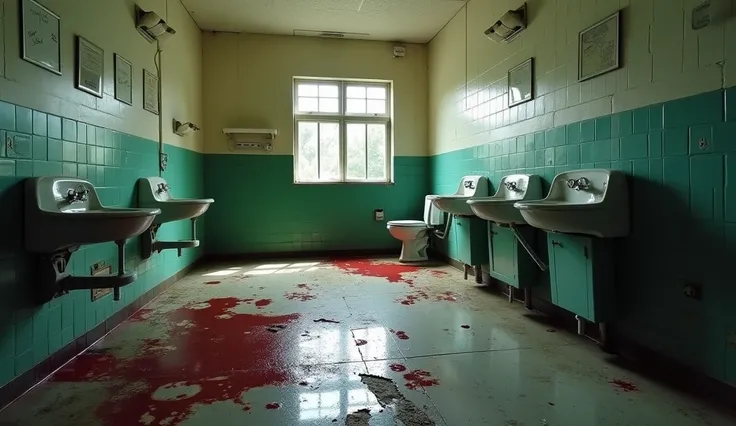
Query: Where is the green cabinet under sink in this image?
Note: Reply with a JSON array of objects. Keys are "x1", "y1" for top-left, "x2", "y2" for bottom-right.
[
  {"x1": 488, "y1": 224, "x2": 538, "y2": 289},
  {"x1": 454, "y1": 216, "x2": 488, "y2": 266},
  {"x1": 547, "y1": 233, "x2": 614, "y2": 323}
]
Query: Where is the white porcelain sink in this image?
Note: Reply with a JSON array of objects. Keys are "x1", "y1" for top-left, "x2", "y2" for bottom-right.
[
  {"x1": 514, "y1": 169, "x2": 629, "y2": 238},
  {"x1": 138, "y1": 177, "x2": 214, "y2": 225},
  {"x1": 467, "y1": 174, "x2": 543, "y2": 225},
  {"x1": 25, "y1": 177, "x2": 161, "y2": 253},
  {"x1": 432, "y1": 175, "x2": 489, "y2": 216}
]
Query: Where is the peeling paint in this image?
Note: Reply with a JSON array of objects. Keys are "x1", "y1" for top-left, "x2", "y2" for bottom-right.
[
  {"x1": 284, "y1": 291, "x2": 316, "y2": 301},
  {"x1": 359, "y1": 374, "x2": 435, "y2": 425}
]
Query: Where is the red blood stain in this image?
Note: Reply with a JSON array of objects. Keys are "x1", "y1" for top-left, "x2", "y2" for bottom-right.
[
  {"x1": 355, "y1": 339, "x2": 368, "y2": 346},
  {"x1": 297, "y1": 283, "x2": 313, "y2": 290},
  {"x1": 430, "y1": 270, "x2": 449, "y2": 277},
  {"x1": 610, "y1": 379, "x2": 638, "y2": 392},
  {"x1": 51, "y1": 297, "x2": 300, "y2": 425},
  {"x1": 394, "y1": 330, "x2": 409, "y2": 340},
  {"x1": 403, "y1": 370, "x2": 440, "y2": 390},
  {"x1": 389, "y1": 363, "x2": 407, "y2": 372},
  {"x1": 436, "y1": 291, "x2": 457, "y2": 302},
  {"x1": 255, "y1": 299, "x2": 272, "y2": 308},
  {"x1": 396, "y1": 290, "x2": 429, "y2": 305},
  {"x1": 331, "y1": 259, "x2": 418, "y2": 285},
  {"x1": 284, "y1": 291, "x2": 316, "y2": 301},
  {"x1": 205, "y1": 280, "x2": 221, "y2": 285},
  {"x1": 461, "y1": 325, "x2": 470, "y2": 329},
  {"x1": 265, "y1": 402, "x2": 281, "y2": 410}
]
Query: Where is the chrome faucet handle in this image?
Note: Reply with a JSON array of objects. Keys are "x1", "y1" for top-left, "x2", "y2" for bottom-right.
[
  {"x1": 66, "y1": 188, "x2": 77, "y2": 202},
  {"x1": 76, "y1": 186, "x2": 89, "y2": 201},
  {"x1": 566, "y1": 179, "x2": 577, "y2": 189},
  {"x1": 504, "y1": 181, "x2": 518, "y2": 192},
  {"x1": 464, "y1": 181, "x2": 475, "y2": 190},
  {"x1": 157, "y1": 183, "x2": 171, "y2": 194},
  {"x1": 575, "y1": 177, "x2": 590, "y2": 190}
]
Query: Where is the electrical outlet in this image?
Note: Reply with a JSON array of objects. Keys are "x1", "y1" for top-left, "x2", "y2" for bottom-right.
[{"x1": 683, "y1": 282, "x2": 702, "y2": 300}]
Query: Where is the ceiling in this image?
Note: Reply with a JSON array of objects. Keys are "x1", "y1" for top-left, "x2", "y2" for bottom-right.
[{"x1": 180, "y1": 0, "x2": 467, "y2": 43}]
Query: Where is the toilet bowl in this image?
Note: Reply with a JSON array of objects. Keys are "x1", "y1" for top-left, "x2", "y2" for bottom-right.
[{"x1": 387, "y1": 196, "x2": 444, "y2": 263}]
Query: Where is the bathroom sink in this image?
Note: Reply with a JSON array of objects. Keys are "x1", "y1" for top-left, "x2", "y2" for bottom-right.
[
  {"x1": 432, "y1": 175, "x2": 489, "y2": 217},
  {"x1": 514, "y1": 169, "x2": 629, "y2": 238},
  {"x1": 467, "y1": 174, "x2": 542, "y2": 225},
  {"x1": 25, "y1": 177, "x2": 161, "y2": 253},
  {"x1": 433, "y1": 195, "x2": 478, "y2": 216},
  {"x1": 138, "y1": 177, "x2": 214, "y2": 225}
]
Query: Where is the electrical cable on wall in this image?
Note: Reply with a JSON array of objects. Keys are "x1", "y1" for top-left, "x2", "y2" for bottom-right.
[{"x1": 154, "y1": 43, "x2": 164, "y2": 176}]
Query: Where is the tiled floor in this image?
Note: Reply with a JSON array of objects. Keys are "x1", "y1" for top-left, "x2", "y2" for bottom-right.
[{"x1": 0, "y1": 258, "x2": 734, "y2": 425}]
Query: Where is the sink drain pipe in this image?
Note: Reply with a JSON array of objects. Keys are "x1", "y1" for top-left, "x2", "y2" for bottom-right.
[
  {"x1": 432, "y1": 213, "x2": 453, "y2": 240},
  {"x1": 508, "y1": 224, "x2": 548, "y2": 271}
]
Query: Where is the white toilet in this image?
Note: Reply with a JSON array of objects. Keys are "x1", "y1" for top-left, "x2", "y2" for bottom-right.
[{"x1": 387, "y1": 196, "x2": 444, "y2": 263}]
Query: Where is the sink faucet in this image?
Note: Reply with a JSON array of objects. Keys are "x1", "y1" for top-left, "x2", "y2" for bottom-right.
[
  {"x1": 157, "y1": 183, "x2": 171, "y2": 194},
  {"x1": 566, "y1": 177, "x2": 591, "y2": 191},
  {"x1": 463, "y1": 181, "x2": 475, "y2": 190},
  {"x1": 66, "y1": 185, "x2": 89, "y2": 202},
  {"x1": 504, "y1": 181, "x2": 520, "y2": 192}
]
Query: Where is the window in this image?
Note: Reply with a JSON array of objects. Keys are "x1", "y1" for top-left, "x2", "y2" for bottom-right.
[{"x1": 294, "y1": 79, "x2": 391, "y2": 183}]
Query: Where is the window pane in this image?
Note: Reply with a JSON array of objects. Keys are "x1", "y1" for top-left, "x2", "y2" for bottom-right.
[
  {"x1": 367, "y1": 124, "x2": 387, "y2": 180},
  {"x1": 298, "y1": 84, "x2": 318, "y2": 97},
  {"x1": 346, "y1": 86, "x2": 366, "y2": 98},
  {"x1": 297, "y1": 122, "x2": 319, "y2": 181},
  {"x1": 319, "y1": 84, "x2": 339, "y2": 97},
  {"x1": 319, "y1": 122, "x2": 340, "y2": 180},
  {"x1": 367, "y1": 87, "x2": 386, "y2": 99},
  {"x1": 346, "y1": 99, "x2": 366, "y2": 114},
  {"x1": 298, "y1": 97, "x2": 318, "y2": 112},
  {"x1": 366, "y1": 100, "x2": 386, "y2": 115},
  {"x1": 319, "y1": 98, "x2": 339, "y2": 113},
  {"x1": 346, "y1": 123, "x2": 366, "y2": 180}
]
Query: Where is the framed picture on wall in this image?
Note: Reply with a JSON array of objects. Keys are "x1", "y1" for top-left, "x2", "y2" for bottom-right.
[
  {"x1": 76, "y1": 36, "x2": 104, "y2": 98},
  {"x1": 143, "y1": 69, "x2": 159, "y2": 115},
  {"x1": 578, "y1": 11, "x2": 620, "y2": 82},
  {"x1": 20, "y1": 0, "x2": 62, "y2": 75},
  {"x1": 114, "y1": 54, "x2": 133, "y2": 105},
  {"x1": 507, "y1": 58, "x2": 534, "y2": 107}
]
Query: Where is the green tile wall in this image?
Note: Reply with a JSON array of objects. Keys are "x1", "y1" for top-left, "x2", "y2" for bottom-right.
[
  {"x1": 203, "y1": 155, "x2": 429, "y2": 254},
  {"x1": 0, "y1": 101, "x2": 204, "y2": 388},
  {"x1": 430, "y1": 88, "x2": 736, "y2": 386}
]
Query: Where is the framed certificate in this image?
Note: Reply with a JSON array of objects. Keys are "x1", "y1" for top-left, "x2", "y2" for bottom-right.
[
  {"x1": 76, "y1": 36, "x2": 104, "y2": 97},
  {"x1": 21, "y1": 0, "x2": 61, "y2": 75},
  {"x1": 579, "y1": 11, "x2": 620, "y2": 82},
  {"x1": 508, "y1": 58, "x2": 534, "y2": 107},
  {"x1": 143, "y1": 69, "x2": 159, "y2": 115},
  {"x1": 114, "y1": 54, "x2": 133, "y2": 105}
]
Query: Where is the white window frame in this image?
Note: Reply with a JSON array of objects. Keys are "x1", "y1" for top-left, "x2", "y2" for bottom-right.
[{"x1": 293, "y1": 78, "x2": 393, "y2": 184}]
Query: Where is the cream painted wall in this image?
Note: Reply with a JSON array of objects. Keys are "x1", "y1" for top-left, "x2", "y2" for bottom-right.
[
  {"x1": 429, "y1": 0, "x2": 736, "y2": 155},
  {"x1": 202, "y1": 33, "x2": 428, "y2": 156},
  {"x1": 0, "y1": 0, "x2": 203, "y2": 151}
]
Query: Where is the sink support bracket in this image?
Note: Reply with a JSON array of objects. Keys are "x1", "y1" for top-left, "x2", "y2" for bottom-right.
[
  {"x1": 36, "y1": 242, "x2": 136, "y2": 303},
  {"x1": 141, "y1": 219, "x2": 201, "y2": 260},
  {"x1": 508, "y1": 224, "x2": 548, "y2": 271}
]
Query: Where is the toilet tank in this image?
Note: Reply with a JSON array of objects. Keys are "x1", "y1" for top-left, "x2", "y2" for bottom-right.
[{"x1": 423, "y1": 195, "x2": 444, "y2": 226}]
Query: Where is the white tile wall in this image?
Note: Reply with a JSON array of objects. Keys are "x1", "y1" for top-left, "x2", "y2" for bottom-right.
[{"x1": 429, "y1": 0, "x2": 736, "y2": 155}]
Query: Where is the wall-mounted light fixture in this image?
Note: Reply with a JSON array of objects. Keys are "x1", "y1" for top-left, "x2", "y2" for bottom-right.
[
  {"x1": 485, "y1": 3, "x2": 527, "y2": 43},
  {"x1": 173, "y1": 120, "x2": 200, "y2": 136}
]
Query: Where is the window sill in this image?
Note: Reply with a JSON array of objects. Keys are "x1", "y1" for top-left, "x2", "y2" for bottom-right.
[{"x1": 293, "y1": 181, "x2": 395, "y2": 186}]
